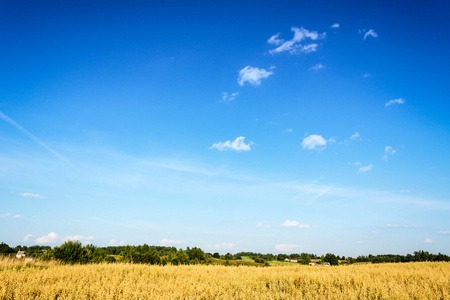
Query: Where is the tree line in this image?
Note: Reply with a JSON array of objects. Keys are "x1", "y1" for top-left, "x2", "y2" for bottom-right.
[{"x1": 1, "y1": 242, "x2": 449, "y2": 265}]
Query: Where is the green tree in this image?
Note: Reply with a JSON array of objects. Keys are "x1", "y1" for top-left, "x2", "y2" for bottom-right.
[
  {"x1": 213, "y1": 252, "x2": 220, "y2": 259},
  {"x1": 323, "y1": 253, "x2": 339, "y2": 266},
  {"x1": 53, "y1": 240, "x2": 90, "y2": 264},
  {"x1": 298, "y1": 253, "x2": 311, "y2": 265},
  {"x1": 0, "y1": 242, "x2": 14, "y2": 254},
  {"x1": 175, "y1": 248, "x2": 189, "y2": 265}
]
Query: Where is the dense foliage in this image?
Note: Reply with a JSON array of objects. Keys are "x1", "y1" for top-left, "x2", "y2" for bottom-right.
[{"x1": 2, "y1": 241, "x2": 449, "y2": 265}]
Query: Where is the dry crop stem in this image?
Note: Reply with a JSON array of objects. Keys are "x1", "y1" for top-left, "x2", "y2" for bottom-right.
[{"x1": 0, "y1": 260, "x2": 449, "y2": 299}]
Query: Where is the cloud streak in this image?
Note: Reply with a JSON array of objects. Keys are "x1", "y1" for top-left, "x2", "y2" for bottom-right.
[
  {"x1": 281, "y1": 220, "x2": 310, "y2": 228},
  {"x1": 268, "y1": 27, "x2": 325, "y2": 55},
  {"x1": 19, "y1": 192, "x2": 45, "y2": 199},
  {"x1": 0, "y1": 111, "x2": 68, "y2": 163},
  {"x1": 210, "y1": 136, "x2": 253, "y2": 152},
  {"x1": 385, "y1": 98, "x2": 405, "y2": 107}
]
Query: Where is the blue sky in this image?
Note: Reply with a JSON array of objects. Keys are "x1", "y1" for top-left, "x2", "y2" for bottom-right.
[{"x1": 1, "y1": 0, "x2": 449, "y2": 256}]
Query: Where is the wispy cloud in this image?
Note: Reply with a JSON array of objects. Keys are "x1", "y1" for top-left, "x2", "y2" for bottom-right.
[
  {"x1": 210, "y1": 136, "x2": 253, "y2": 152},
  {"x1": 331, "y1": 23, "x2": 340, "y2": 29},
  {"x1": 302, "y1": 134, "x2": 327, "y2": 150},
  {"x1": 275, "y1": 244, "x2": 303, "y2": 252},
  {"x1": 0, "y1": 111, "x2": 69, "y2": 163},
  {"x1": 238, "y1": 66, "x2": 274, "y2": 86},
  {"x1": 385, "y1": 98, "x2": 405, "y2": 107},
  {"x1": 222, "y1": 91, "x2": 239, "y2": 102},
  {"x1": 257, "y1": 222, "x2": 272, "y2": 229},
  {"x1": 310, "y1": 63, "x2": 325, "y2": 71},
  {"x1": 363, "y1": 73, "x2": 371, "y2": 78},
  {"x1": 362, "y1": 29, "x2": 378, "y2": 40},
  {"x1": 359, "y1": 164, "x2": 373, "y2": 173},
  {"x1": 350, "y1": 132, "x2": 360, "y2": 140},
  {"x1": 35, "y1": 232, "x2": 60, "y2": 244},
  {"x1": 267, "y1": 33, "x2": 283, "y2": 45},
  {"x1": 424, "y1": 238, "x2": 434, "y2": 243},
  {"x1": 109, "y1": 239, "x2": 126, "y2": 246},
  {"x1": 214, "y1": 243, "x2": 234, "y2": 250},
  {"x1": 379, "y1": 224, "x2": 415, "y2": 228},
  {"x1": 19, "y1": 192, "x2": 45, "y2": 199},
  {"x1": 383, "y1": 146, "x2": 397, "y2": 161},
  {"x1": 281, "y1": 220, "x2": 310, "y2": 228},
  {"x1": 268, "y1": 27, "x2": 325, "y2": 55},
  {"x1": 160, "y1": 239, "x2": 185, "y2": 246},
  {"x1": 63, "y1": 235, "x2": 95, "y2": 243},
  {"x1": 438, "y1": 231, "x2": 450, "y2": 235},
  {"x1": 23, "y1": 234, "x2": 33, "y2": 242},
  {"x1": 1, "y1": 213, "x2": 23, "y2": 219}
]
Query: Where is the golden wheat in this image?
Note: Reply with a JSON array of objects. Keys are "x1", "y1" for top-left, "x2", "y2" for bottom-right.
[{"x1": 0, "y1": 257, "x2": 449, "y2": 299}]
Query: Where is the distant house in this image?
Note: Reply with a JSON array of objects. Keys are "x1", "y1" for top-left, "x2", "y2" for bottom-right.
[
  {"x1": 323, "y1": 262, "x2": 331, "y2": 266},
  {"x1": 16, "y1": 251, "x2": 26, "y2": 259},
  {"x1": 290, "y1": 259, "x2": 298, "y2": 263},
  {"x1": 309, "y1": 262, "x2": 316, "y2": 266},
  {"x1": 284, "y1": 258, "x2": 290, "y2": 262}
]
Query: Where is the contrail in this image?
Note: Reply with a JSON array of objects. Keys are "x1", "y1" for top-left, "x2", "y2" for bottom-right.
[{"x1": 0, "y1": 110, "x2": 69, "y2": 163}]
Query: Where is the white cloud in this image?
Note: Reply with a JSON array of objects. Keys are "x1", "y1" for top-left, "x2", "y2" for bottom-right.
[
  {"x1": 328, "y1": 137, "x2": 337, "y2": 144},
  {"x1": 267, "y1": 33, "x2": 283, "y2": 45},
  {"x1": 302, "y1": 134, "x2": 327, "y2": 150},
  {"x1": 275, "y1": 244, "x2": 304, "y2": 252},
  {"x1": 350, "y1": 132, "x2": 360, "y2": 140},
  {"x1": 35, "y1": 232, "x2": 60, "y2": 244},
  {"x1": 286, "y1": 128, "x2": 293, "y2": 133},
  {"x1": 424, "y1": 238, "x2": 434, "y2": 243},
  {"x1": 210, "y1": 136, "x2": 253, "y2": 152},
  {"x1": 160, "y1": 239, "x2": 185, "y2": 246},
  {"x1": 23, "y1": 234, "x2": 33, "y2": 242},
  {"x1": 1, "y1": 213, "x2": 23, "y2": 219},
  {"x1": 438, "y1": 231, "x2": 450, "y2": 235},
  {"x1": 257, "y1": 222, "x2": 271, "y2": 228},
  {"x1": 63, "y1": 235, "x2": 95, "y2": 243},
  {"x1": 383, "y1": 146, "x2": 397, "y2": 161},
  {"x1": 269, "y1": 27, "x2": 325, "y2": 55},
  {"x1": 331, "y1": 23, "x2": 340, "y2": 29},
  {"x1": 353, "y1": 162, "x2": 362, "y2": 166},
  {"x1": 222, "y1": 91, "x2": 239, "y2": 102},
  {"x1": 310, "y1": 63, "x2": 325, "y2": 71},
  {"x1": 214, "y1": 243, "x2": 234, "y2": 250},
  {"x1": 238, "y1": 66, "x2": 273, "y2": 86},
  {"x1": 19, "y1": 192, "x2": 45, "y2": 199},
  {"x1": 399, "y1": 190, "x2": 411, "y2": 193},
  {"x1": 281, "y1": 220, "x2": 310, "y2": 228},
  {"x1": 363, "y1": 73, "x2": 371, "y2": 78},
  {"x1": 359, "y1": 164, "x2": 373, "y2": 173},
  {"x1": 363, "y1": 29, "x2": 378, "y2": 40},
  {"x1": 379, "y1": 224, "x2": 415, "y2": 228},
  {"x1": 385, "y1": 98, "x2": 405, "y2": 107},
  {"x1": 109, "y1": 239, "x2": 126, "y2": 246}
]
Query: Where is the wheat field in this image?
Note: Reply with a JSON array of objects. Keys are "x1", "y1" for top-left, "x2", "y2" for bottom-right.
[{"x1": 1, "y1": 257, "x2": 449, "y2": 299}]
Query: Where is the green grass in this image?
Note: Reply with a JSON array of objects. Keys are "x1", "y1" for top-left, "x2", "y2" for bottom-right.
[{"x1": 209, "y1": 257, "x2": 262, "y2": 267}]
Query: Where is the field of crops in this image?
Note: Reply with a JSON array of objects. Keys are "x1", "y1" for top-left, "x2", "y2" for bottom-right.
[{"x1": 1, "y1": 257, "x2": 449, "y2": 299}]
